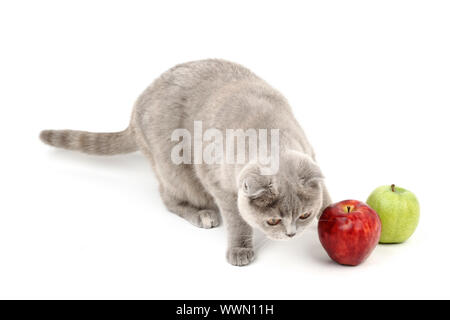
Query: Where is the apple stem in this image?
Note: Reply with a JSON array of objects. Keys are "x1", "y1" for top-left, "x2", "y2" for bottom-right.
[
  {"x1": 391, "y1": 184, "x2": 396, "y2": 192},
  {"x1": 346, "y1": 206, "x2": 351, "y2": 213}
]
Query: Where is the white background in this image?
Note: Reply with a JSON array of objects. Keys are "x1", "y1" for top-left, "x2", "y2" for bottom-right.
[{"x1": 1, "y1": 1, "x2": 449, "y2": 299}]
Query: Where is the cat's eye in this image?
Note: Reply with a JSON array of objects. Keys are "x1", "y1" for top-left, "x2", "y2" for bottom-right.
[
  {"x1": 299, "y1": 212, "x2": 311, "y2": 220},
  {"x1": 267, "y1": 218, "x2": 281, "y2": 226}
]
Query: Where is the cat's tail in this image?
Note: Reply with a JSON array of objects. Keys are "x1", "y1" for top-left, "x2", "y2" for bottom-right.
[{"x1": 39, "y1": 126, "x2": 138, "y2": 155}]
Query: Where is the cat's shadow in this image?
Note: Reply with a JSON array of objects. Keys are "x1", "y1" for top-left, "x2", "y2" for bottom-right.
[
  {"x1": 45, "y1": 150, "x2": 334, "y2": 266},
  {"x1": 297, "y1": 229, "x2": 335, "y2": 266},
  {"x1": 254, "y1": 226, "x2": 334, "y2": 266},
  {"x1": 46, "y1": 149, "x2": 152, "y2": 176},
  {"x1": 44, "y1": 149, "x2": 159, "y2": 201}
]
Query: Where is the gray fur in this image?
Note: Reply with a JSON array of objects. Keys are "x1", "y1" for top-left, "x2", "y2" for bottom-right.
[
  {"x1": 40, "y1": 59, "x2": 332, "y2": 266},
  {"x1": 40, "y1": 127, "x2": 137, "y2": 155}
]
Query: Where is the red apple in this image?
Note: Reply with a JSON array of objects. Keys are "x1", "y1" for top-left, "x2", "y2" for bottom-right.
[{"x1": 318, "y1": 200, "x2": 381, "y2": 266}]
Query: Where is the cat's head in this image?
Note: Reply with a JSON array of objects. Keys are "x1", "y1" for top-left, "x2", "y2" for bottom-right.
[{"x1": 237, "y1": 151, "x2": 324, "y2": 240}]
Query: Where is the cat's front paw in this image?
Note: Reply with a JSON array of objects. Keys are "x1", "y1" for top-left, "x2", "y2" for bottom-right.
[
  {"x1": 197, "y1": 209, "x2": 220, "y2": 229},
  {"x1": 226, "y1": 247, "x2": 255, "y2": 266}
]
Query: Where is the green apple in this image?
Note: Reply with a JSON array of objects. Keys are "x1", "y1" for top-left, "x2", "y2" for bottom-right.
[{"x1": 366, "y1": 184, "x2": 419, "y2": 243}]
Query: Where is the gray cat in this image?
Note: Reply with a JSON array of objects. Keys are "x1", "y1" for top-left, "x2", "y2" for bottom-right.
[{"x1": 40, "y1": 59, "x2": 332, "y2": 266}]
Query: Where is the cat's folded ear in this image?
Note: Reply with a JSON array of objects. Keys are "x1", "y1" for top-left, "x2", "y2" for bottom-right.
[
  {"x1": 238, "y1": 164, "x2": 279, "y2": 207},
  {"x1": 297, "y1": 156, "x2": 324, "y2": 196}
]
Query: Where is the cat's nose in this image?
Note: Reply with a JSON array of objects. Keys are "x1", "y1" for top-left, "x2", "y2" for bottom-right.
[{"x1": 286, "y1": 232, "x2": 296, "y2": 238}]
